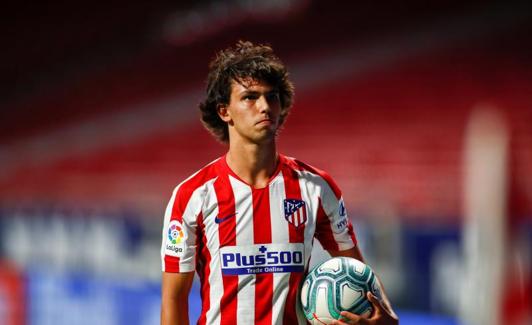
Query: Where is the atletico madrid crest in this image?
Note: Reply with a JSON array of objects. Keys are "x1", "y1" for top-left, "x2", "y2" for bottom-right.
[{"x1": 284, "y1": 199, "x2": 307, "y2": 228}]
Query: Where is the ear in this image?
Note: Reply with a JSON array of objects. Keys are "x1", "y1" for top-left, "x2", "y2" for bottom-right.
[{"x1": 217, "y1": 104, "x2": 232, "y2": 123}]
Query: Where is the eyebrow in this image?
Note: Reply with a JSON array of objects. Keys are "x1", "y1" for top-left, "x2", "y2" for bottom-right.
[
  {"x1": 239, "y1": 90, "x2": 260, "y2": 96},
  {"x1": 239, "y1": 89, "x2": 278, "y2": 97}
]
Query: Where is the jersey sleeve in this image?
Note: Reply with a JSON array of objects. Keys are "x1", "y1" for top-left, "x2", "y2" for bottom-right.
[
  {"x1": 314, "y1": 175, "x2": 357, "y2": 252},
  {"x1": 161, "y1": 184, "x2": 203, "y2": 273}
]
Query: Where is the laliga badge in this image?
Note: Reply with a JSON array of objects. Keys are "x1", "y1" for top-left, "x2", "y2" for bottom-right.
[{"x1": 165, "y1": 220, "x2": 186, "y2": 257}]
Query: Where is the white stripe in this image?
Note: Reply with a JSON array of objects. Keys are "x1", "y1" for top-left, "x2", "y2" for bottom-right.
[
  {"x1": 177, "y1": 184, "x2": 207, "y2": 272},
  {"x1": 296, "y1": 170, "x2": 320, "y2": 324},
  {"x1": 298, "y1": 169, "x2": 355, "y2": 250},
  {"x1": 294, "y1": 169, "x2": 320, "y2": 251},
  {"x1": 269, "y1": 172, "x2": 291, "y2": 325},
  {"x1": 204, "y1": 180, "x2": 222, "y2": 325},
  {"x1": 229, "y1": 176, "x2": 255, "y2": 325},
  {"x1": 290, "y1": 211, "x2": 296, "y2": 227},
  {"x1": 322, "y1": 192, "x2": 353, "y2": 250}
]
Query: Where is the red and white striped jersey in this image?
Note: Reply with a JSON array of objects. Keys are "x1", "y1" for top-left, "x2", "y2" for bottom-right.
[{"x1": 161, "y1": 154, "x2": 357, "y2": 325}]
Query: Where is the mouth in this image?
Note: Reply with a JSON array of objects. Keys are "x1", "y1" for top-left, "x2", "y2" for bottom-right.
[{"x1": 256, "y1": 119, "x2": 273, "y2": 125}]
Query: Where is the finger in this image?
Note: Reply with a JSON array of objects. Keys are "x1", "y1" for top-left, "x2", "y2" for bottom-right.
[
  {"x1": 367, "y1": 292, "x2": 379, "y2": 304},
  {"x1": 367, "y1": 292, "x2": 384, "y2": 316},
  {"x1": 339, "y1": 310, "x2": 364, "y2": 323}
]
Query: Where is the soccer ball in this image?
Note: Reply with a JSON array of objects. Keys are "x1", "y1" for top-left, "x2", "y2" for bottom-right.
[{"x1": 300, "y1": 257, "x2": 383, "y2": 324}]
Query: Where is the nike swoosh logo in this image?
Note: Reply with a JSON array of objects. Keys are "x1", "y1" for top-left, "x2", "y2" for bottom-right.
[{"x1": 214, "y1": 213, "x2": 237, "y2": 224}]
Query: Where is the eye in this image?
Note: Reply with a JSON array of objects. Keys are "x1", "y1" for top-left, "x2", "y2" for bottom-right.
[
  {"x1": 267, "y1": 92, "x2": 280, "y2": 102},
  {"x1": 242, "y1": 94, "x2": 258, "y2": 101}
]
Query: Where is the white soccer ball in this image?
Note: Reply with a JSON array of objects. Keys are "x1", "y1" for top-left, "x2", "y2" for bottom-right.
[{"x1": 300, "y1": 257, "x2": 383, "y2": 324}]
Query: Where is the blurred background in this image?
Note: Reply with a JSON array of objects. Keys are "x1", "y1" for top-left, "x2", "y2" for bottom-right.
[{"x1": 1, "y1": 1, "x2": 531, "y2": 324}]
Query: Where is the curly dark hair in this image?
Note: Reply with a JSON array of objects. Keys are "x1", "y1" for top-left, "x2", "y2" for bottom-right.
[{"x1": 199, "y1": 40, "x2": 295, "y2": 143}]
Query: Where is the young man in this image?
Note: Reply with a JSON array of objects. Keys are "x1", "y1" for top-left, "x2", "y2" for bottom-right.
[{"x1": 161, "y1": 41, "x2": 398, "y2": 325}]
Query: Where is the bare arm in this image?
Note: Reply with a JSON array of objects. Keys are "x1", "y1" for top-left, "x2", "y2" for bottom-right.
[
  {"x1": 161, "y1": 271, "x2": 195, "y2": 325},
  {"x1": 328, "y1": 246, "x2": 399, "y2": 323}
]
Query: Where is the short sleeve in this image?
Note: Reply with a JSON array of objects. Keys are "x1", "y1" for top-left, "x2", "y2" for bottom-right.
[
  {"x1": 161, "y1": 184, "x2": 202, "y2": 273},
  {"x1": 314, "y1": 178, "x2": 357, "y2": 252}
]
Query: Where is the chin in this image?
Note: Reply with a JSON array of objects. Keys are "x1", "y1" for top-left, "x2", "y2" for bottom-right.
[{"x1": 252, "y1": 133, "x2": 276, "y2": 145}]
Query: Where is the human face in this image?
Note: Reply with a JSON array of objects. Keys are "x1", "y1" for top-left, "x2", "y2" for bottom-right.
[{"x1": 219, "y1": 78, "x2": 281, "y2": 144}]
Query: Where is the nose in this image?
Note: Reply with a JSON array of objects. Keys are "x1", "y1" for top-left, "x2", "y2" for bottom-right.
[{"x1": 257, "y1": 95, "x2": 271, "y2": 114}]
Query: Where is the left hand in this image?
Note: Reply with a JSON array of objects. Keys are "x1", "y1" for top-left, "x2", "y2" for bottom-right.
[{"x1": 331, "y1": 292, "x2": 399, "y2": 325}]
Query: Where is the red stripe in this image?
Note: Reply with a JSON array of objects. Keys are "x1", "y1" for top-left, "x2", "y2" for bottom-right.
[
  {"x1": 163, "y1": 255, "x2": 180, "y2": 272},
  {"x1": 252, "y1": 188, "x2": 273, "y2": 325},
  {"x1": 196, "y1": 212, "x2": 211, "y2": 325},
  {"x1": 315, "y1": 198, "x2": 340, "y2": 251},
  {"x1": 213, "y1": 174, "x2": 238, "y2": 325},
  {"x1": 281, "y1": 165, "x2": 306, "y2": 324}
]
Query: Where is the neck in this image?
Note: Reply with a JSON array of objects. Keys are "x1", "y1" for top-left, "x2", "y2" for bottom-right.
[{"x1": 226, "y1": 138, "x2": 278, "y2": 188}]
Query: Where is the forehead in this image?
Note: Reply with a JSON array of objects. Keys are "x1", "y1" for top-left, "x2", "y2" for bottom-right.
[{"x1": 230, "y1": 78, "x2": 274, "y2": 94}]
